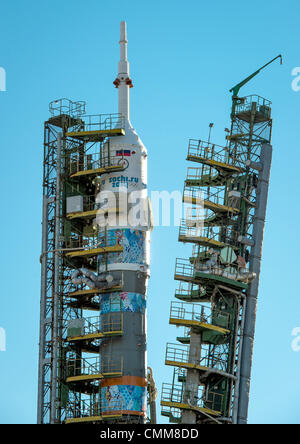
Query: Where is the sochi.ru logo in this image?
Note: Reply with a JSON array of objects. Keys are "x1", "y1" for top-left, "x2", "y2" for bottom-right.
[
  {"x1": 0, "y1": 327, "x2": 6, "y2": 351},
  {"x1": 291, "y1": 327, "x2": 300, "y2": 352},
  {"x1": 0, "y1": 67, "x2": 6, "y2": 91}
]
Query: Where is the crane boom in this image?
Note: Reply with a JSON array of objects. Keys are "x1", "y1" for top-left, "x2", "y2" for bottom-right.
[{"x1": 230, "y1": 54, "x2": 283, "y2": 97}]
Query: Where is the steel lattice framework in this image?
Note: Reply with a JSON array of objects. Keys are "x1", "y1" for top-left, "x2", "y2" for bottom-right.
[
  {"x1": 38, "y1": 104, "x2": 86, "y2": 423},
  {"x1": 161, "y1": 94, "x2": 273, "y2": 424}
]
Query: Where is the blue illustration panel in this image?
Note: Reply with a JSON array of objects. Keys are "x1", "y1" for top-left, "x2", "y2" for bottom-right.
[
  {"x1": 99, "y1": 229, "x2": 147, "y2": 267},
  {"x1": 100, "y1": 292, "x2": 146, "y2": 315},
  {"x1": 101, "y1": 385, "x2": 147, "y2": 415}
]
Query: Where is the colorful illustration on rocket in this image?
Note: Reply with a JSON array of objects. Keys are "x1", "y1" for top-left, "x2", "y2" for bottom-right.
[{"x1": 100, "y1": 292, "x2": 146, "y2": 314}]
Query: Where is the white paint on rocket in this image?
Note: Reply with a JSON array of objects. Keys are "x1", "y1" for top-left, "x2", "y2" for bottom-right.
[{"x1": 98, "y1": 22, "x2": 151, "y2": 275}]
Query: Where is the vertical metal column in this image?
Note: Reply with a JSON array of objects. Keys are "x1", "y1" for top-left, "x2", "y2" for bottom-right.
[
  {"x1": 237, "y1": 143, "x2": 273, "y2": 424},
  {"x1": 181, "y1": 332, "x2": 201, "y2": 424},
  {"x1": 50, "y1": 132, "x2": 62, "y2": 424},
  {"x1": 37, "y1": 196, "x2": 49, "y2": 424}
]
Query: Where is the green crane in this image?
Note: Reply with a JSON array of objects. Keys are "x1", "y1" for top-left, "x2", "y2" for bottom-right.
[{"x1": 230, "y1": 54, "x2": 283, "y2": 98}]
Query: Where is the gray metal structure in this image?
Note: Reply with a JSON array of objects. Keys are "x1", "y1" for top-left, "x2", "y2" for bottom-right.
[
  {"x1": 37, "y1": 22, "x2": 155, "y2": 425},
  {"x1": 237, "y1": 143, "x2": 272, "y2": 424},
  {"x1": 160, "y1": 93, "x2": 273, "y2": 424}
]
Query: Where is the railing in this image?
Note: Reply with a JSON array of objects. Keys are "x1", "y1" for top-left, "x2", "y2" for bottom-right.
[
  {"x1": 184, "y1": 185, "x2": 236, "y2": 210},
  {"x1": 175, "y1": 258, "x2": 194, "y2": 279},
  {"x1": 82, "y1": 113, "x2": 125, "y2": 132},
  {"x1": 101, "y1": 313, "x2": 123, "y2": 334},
  {"x1": 179, "y1": 218, "x2": 204, "y2": 238},
  {"x1": 66, "y1": 397, "x2": 123, "y2": 420},
  {"x1": 49, "y1": 98, "x2": 86, "y2": 118},
  {"x1": 161, "y1": 405, "x2": 182, "y2": 422},
  {"x1": 66, "y1": 234, "x2": 98, "y2": 250},
  {"x1": 187, "y1": 139, "x2": 237, "y2": 167},
  {"x1": 234, "y1": 95, "x2": 271, "y2": 118},
  {"x1": 175, "y1": 281, "x2": 206, "y2": 300},
  {"x1": 66, "y1": 229, "x2": 123, "y2": 250},
  {"x1": 66, "y1": 355, "x2": 123, "y2": 378},
  {"x1": 205, "y1": 390, "x2": 224, "y2": 413},
  {"x1": 66, "y1": 356, "x2": 101, "y2": 378},
  {"x1": 179, "y1": 219, "x2": 251, "y2": 249},
  {"x1": 175, "y1": 257, "x2": 254, "y2": 285},
  {"x1": 170, "y1": 301, "x2": 231, "y2": 330},
  {"x1": 67, "y1": 314, "x2": 123, "y2": 338},
  {"x1": 161, "y1": 383, "x2": 224, "y2": 414},
  {"x1": 69, "y1": 150, "x2": 125, "y2": 176},
  {"x1": 174, "y1": 366, "x2": 187, "y2": 380},
  {"x1": 186, "y1": 166, "x2": 220, "y2": 184},
  {"x1": 165, "y1": 343, "x2": 228, "y2": 373}
]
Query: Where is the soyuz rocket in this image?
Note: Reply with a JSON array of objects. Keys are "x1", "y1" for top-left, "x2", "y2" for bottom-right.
[{"x1": 96, "y1": 21, "x2": 151, "y2": 422}]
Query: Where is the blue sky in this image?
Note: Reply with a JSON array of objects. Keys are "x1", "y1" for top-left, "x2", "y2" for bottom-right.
[{"x1": 0, "y1": 0, "x2": 300, "y2": 424}]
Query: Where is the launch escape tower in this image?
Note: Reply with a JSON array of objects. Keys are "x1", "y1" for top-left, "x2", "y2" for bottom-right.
[
  {"x1": 160, "y1": 57, "x2": 281, "y2": 424},
  {"x1": 38, "y1": 22, "x2": 155, "y2": 425}
]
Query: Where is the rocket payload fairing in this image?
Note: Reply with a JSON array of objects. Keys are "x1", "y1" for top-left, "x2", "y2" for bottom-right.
[{"x1": 96, "y1": 21, "x2": 151, "y2": 422}]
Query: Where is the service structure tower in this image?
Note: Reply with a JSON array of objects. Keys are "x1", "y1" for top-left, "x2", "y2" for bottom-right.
[
  {"x1": 161, "y1": 87, "x2": 274, "y2": 424},
  {"x1": 37, "y1": 22, "x2": 155, "y2": 425}
]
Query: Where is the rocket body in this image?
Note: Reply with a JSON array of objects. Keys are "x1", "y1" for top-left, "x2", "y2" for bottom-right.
[{"x1": 97, "y1": 22, "x2": 150, "y2": 422}]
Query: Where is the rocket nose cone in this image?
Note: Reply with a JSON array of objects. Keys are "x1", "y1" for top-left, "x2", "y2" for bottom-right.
[{"x1": 120, "y1": 21, "x2": 127, "y2": 42}]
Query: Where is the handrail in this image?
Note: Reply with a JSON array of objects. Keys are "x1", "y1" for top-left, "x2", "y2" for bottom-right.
[
  {"x1": 188, "y1": 139, "x2": 234, "y2": 166},
  {"x1": 234, "y1": 95, "x2": 271, "y2": 116},
  {"x1": 165, "y1": 342, "x2": 228, "y2": 373},
  {"x1": 175, "y1": 257, "x2": 254, "y2": 285},
  {"x1": 66, "y1": 354, "x2": 123, "y2": 378},
  {"x1": 161, "y1": 382, "x2": 224, "y2": 413},
  {"x1": 66, "y1": 397, "x2": 123, "y2": 420},
  {"x1": 81, "y1": 113, "x2": 125, "y2": 132},
  {"x1": 66, "y1": 230, "x2": 123, "y2": 250},
  {"x1": 49, "y1": 98, "x2": 86, "y2": 118},
  {"x1": 67, "y1": 314, "x2": 123, "y2": 338},
  {"x1": 179, "y1": 218, "x2": 253, "y2": 248},
  {"x1": 69, "y1": 150, "x2": 125, "y2": 176},
  {"x1": 170, "y1": 301, "x2": 231, "y2": 329}
]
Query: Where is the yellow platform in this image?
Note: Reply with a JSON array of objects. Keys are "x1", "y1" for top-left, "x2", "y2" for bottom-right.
[
  {"x1": 187, "y1": 155, "x2": 243, "y2": 175},
  {"x1": 165, "y1": 359, "x2": 233, "y2": 380},
  {"x1": 65, "y1": 413, "x2": 122, "y2": 424},
  {"x1": 174, "y1": 274, "x2": 195, "y2": 285},
  {"x1": 66, "y1": 373, "x2": 104, "y2": 383},
  {"x1": 67, "y1": 207, "x2": 123, "y2": 221},
  {"x1": 161, "y1": 400, "x2": 221, "y2": 418},
  {"x1": 66, "y1": 245, "x2": 123, "y2": 258},
  {"x1": 179, "y1": 234, "x2": 227, "y2": 249},
  {"x1": 169, "y1": 317, "x2": 230, "y2": 336},
  {"x1": 66, "y1": 371, "x2": 122, "y2": 384},
  {"x1": 165, "y1": 359, "x2": 210, "y2": 373},
  {"x1": 67, "y1": 209, "x2": 98, "y2": 220},
  {"x1": 183, "y1": 196, "x2": 240, "y2": 215},
  {"x1": 67, "y1": 330, "x2": 123, "y2": 343},
  {"x1": 68, "y1": 286, "x2": 122, "y2": 299},
  {"x1": 66, "y1": 128, "x2": 125, "y2": 142},
  {"x1": 70, "y1": 164, "x2": 124, "y2": 179},
  {"x1": 66, "y1": 415, "x2": 103, "y2": 424}
]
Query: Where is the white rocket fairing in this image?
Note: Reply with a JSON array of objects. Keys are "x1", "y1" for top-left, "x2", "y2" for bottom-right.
[{"x1": 98, "y1": 21, "x2": 150, "y2": 274}]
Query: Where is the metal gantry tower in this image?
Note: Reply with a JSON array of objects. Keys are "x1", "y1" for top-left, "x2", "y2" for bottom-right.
[
  {"x1": 38, "y1": 99, "x2": 126, "y2": 424},
  {"x1": 38, "y1": 22, "x2": 155, "y2": 425},
  {"x1": 161, "y1": 88, "x2": 274, "y2": 423}
]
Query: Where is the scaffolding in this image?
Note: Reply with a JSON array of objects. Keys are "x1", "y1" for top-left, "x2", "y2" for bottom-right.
[
  {"x1": 161, "y1": 93, "x2": 273, "y2": 424},
  {"x1": 37, "y1": 99, "x2": 129, "y2": 424}
]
